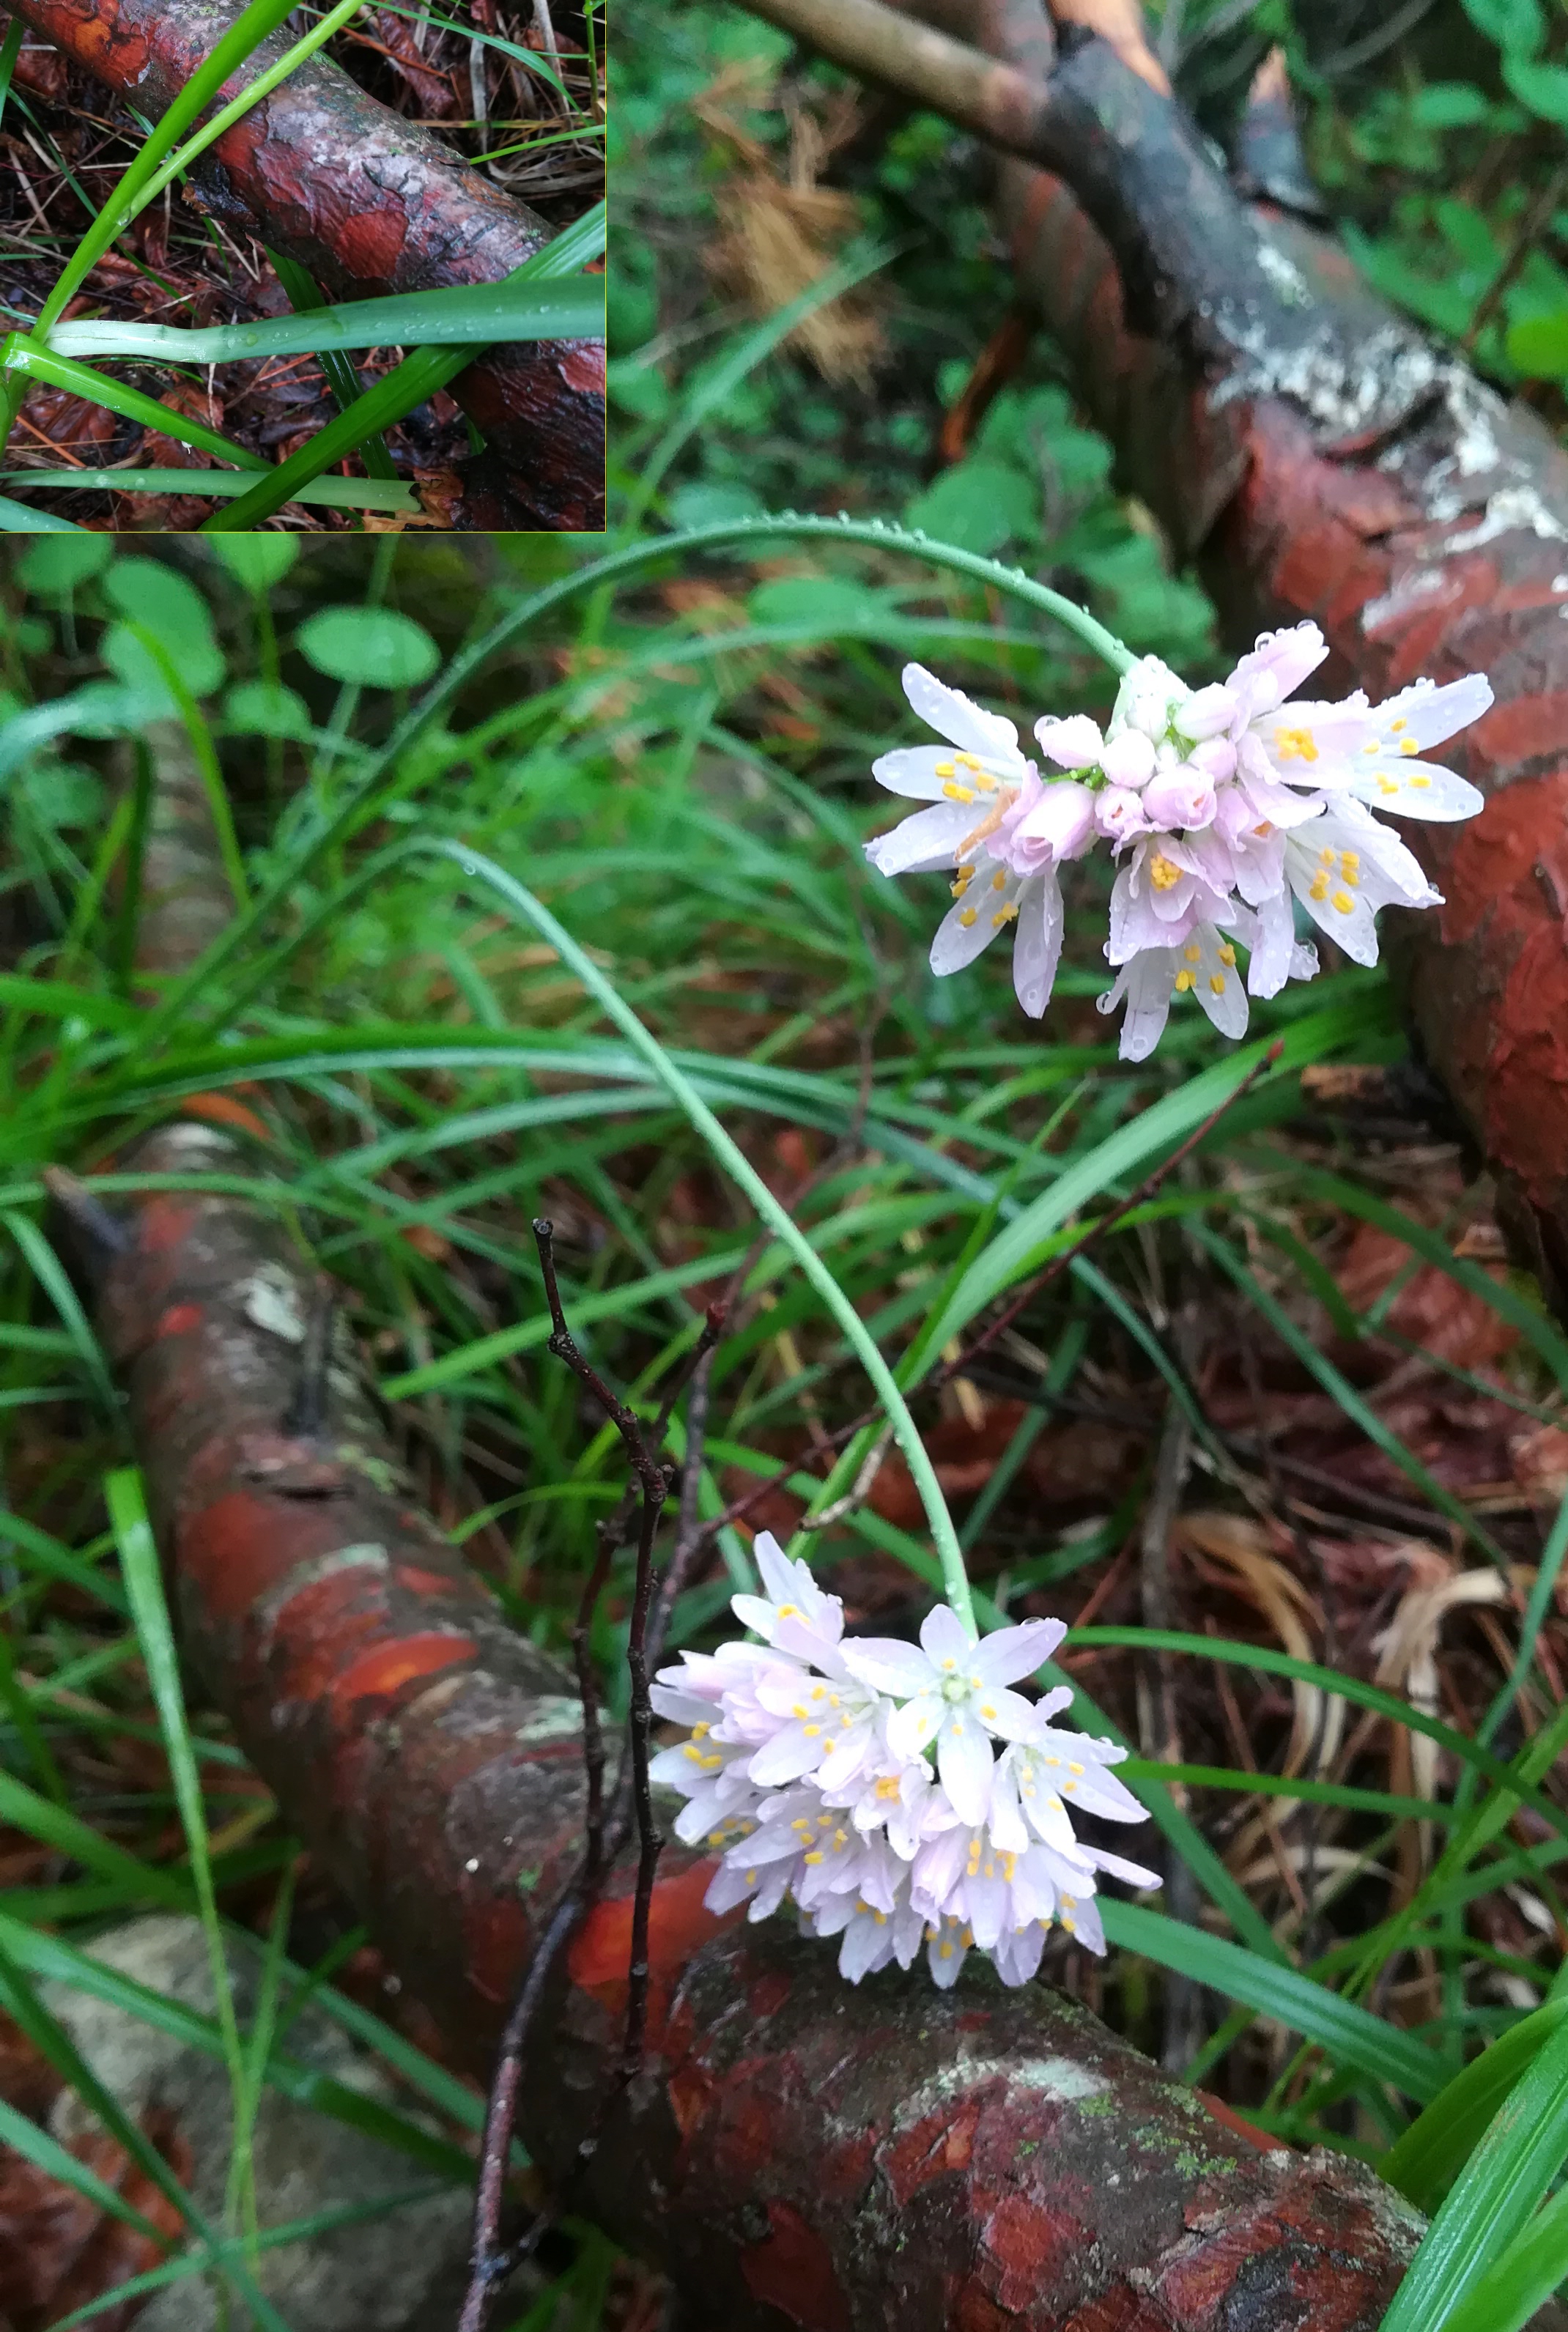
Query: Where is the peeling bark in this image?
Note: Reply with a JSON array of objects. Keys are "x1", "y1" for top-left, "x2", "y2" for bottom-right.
[
  {"x1": 10, "y1": 0, "x2": 604, "y2": 530},
  {"x1": 849, "y1": 0, "x2": 1568, "y2": 1317},
  {"x1": 92, "y1": 1160, "x2": 1457, "y2": 2331}
]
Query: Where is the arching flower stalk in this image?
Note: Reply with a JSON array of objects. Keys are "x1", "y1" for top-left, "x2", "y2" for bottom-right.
[
  {"x1": 651, "y1": 1534, "x2": 1158, "y2": 1988},
  {"x1": 863, "y1": 627, "x2": 1491, "y2": 1059}
]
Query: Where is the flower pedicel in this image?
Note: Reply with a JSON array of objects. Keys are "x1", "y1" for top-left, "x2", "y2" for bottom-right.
[
  {"x1": 863, "y1": 623, "x2": 1492, "y2": 1059},
  {"x1": 651, "y1": 1532, "x2": 1158, "y2": 1989}
]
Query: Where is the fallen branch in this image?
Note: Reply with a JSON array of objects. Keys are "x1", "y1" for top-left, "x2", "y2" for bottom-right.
[
  {"x1": 68, "y1": 741, "x2": 1476, "y2": 2332},
  {"x1": 92, "y1": 1162, "x2": 1460, "y2": 2328},
  {"x1": 9, "y1": 0, "x2": 604, "y2": 529}
]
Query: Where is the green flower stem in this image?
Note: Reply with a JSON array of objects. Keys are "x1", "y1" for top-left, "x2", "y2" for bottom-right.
[{"x1": 422, "y1": 839, "x2": 979, "y2": 1637}]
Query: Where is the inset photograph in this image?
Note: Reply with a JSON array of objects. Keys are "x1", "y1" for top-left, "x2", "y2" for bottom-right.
[{"x1": 0, "y1": 0, "x2": 604, "y2": 532}]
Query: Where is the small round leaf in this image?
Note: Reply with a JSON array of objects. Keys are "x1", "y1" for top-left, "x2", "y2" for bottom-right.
[{"x1": 295, "y1": 606, "x2": 440, "y2": 690}]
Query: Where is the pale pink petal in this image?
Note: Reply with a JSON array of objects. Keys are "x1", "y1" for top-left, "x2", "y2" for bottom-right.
[{"x1": 1034, "y1": 712, "x2": 1104, "y2": 767}]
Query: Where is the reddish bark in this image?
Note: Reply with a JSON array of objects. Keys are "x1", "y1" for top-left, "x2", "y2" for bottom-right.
[
  {"x1": 94, "y1": 1155, "x2": 1451, "y2": 2330},
  {"x1": 10, "y1": 0, "x2": 604, "y2": 530},
  {"x1": 899, "y1": 0, "x2": 1568, "y2": 1314}
]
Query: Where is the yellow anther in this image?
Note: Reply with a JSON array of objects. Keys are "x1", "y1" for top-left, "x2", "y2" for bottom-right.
[
  {"x1": 934, "y1": 760, "x2": 956, "y2": 778},
  {"x1": 981, "y1": 1704, "x2": 997, "y2": 1720},
  {"x1": 958, "y1": 907, "x2": 978, "y2": 928},
  {"x1": 1377, "y1": 777, "x2": 1398, "y2": 796},
  {"x1": 1003, "y1": 1854, "x2": 1017, "y2": 1882},
  {"x1": 1149, "y1": 852, "x2": 1182, "y2": 892},
  {"x1": 1069, "y1": 1763, "x2": 1084, "y2": 1775},
  {"x1": 1309, "y1": 876, "x2": 1328, "y2": 902},
  {"x1": 803, "y1": 1724, "x2": 821, "y2": 1739},
  {"x1": 803, "y1": 1851, "x2": 824, "y2": 1865},
  {"x1": 1274, "y1": 725, "x2": 1319, "y2": 762},
  {"x1": 940, "y1": 1942, "x2": 954, "y2": 1959},
  {"x1": 1332, "y1": 889, "x2": 1354, "y2": 913},
  {"x1": 1399, "y1": 739, "x2": 1419, "y2": 758},
  {"x1": 1218, "y1": 944, "x2": 1237, "y2": 967},
  {"x1": 1390, "y1": 717, "x2": 1407, "y2": 733},
  {"x1": 1362, "y1": 739, "x2": 1379, "y2": 754},
  {"x1": 992, "y1": 867, "x2": 1008, "y2": 891},
  {"x1": 991, "y1": 903, "x2": 1018, "y2": 928},
  {"x1": 1319, "y1": 846, "x2": 1336, "y2": 867},
  {"x1": 1183, "y1": 944, "x2": 1201, "y2": 963},
  {"x1": 1410, "y1": 775, "x2": 1431, "y2": 788},
  {"x1": 1062, "y1": 1917, "x2": 1076, "y2": 1934},
  {"x1": 961, "y1": 1926, "x2": 974, "y2": 1948},
  {"x1": 1174, "y1": 970, "x2": 1195, "y2": 993},
  {"x1": 1209, "y1": 974, "x2": 1227, "y2": 994},
  {"x1": 818, "y1": 1813, "x2": 833, "y2": 1827},
  {"x1": 791, "y1": 1704, "x2": 807, "y2": 1720},
  {"x1": 942, "y1": 781, "x2": 977, "y2": 804},
  {"x1": 747, "y1": 1870, "x2": 757, "y2": 1884},
  {"x1": 957, "y1": 753, "x2": 982, "y2": 770},
  {"x1": 1062, "y1": 1895, "x2": 1076, "y2": 1910},
  {"x1": 876, "y1": 1776, "x2": 902, "y2": 1800}
]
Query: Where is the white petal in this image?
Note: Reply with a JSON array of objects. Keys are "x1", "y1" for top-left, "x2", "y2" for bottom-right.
[
  {"x1": 974, "y1": 1617, "x2": 1066, "y2": 1686},
  {"x1": 884, "y1": 1694, "x2": 942, "y2": 1759},
  {"x1": 840, "y1": 1914, "x2": 893, "y2": 1982},
  {"x1": 1084, "y1": 1845, "x2": 1163, "y2": 1888},
  {"x1": 870, "y1": 746, "x2": 958, "y2": 800},
  {"x1": 1188, "y1": 924, "x2": 1249, "y2": 1042},
  {"x1": 747, "y1": 1725, "x2": 823, "y2": 1786},
  {"x1": 1350, "y1": 760, "x2": 1484, "y2": 821},
  {"x1": 1098, "y1": 949, "x2": 1175, "y2": 1062},
  {"x1": 1378, "y1": 672, "x2": 1493, "y2": 751},
  {"x1": 928, "y1": 881, "x2": 1010, "y2": 974},
  {"x1": 1011, "y1": 873, "x2": 1064, "y2": 1020},
  {"x1": 1242, "y1": 889, "x2": 1294, "y2": 1000},
  {"x1": 919, "y1": 1603, "x2": 977, "y2": 1668},
  {"x1": 973, "y1": 1684, "x2": 1041, "y2": 1741},
  {"x1": 937, "y1": 1714, "x2": 994, "y2": 1826},
  {"x1": 1288, "y1": 857, "x2": 1381, "y2": 966},
  {"x1": 865, "y1": 800, "x2": 979, "y2": 878},
  {"x1": 843, "y1": 1637, "x2": 934, "y2": 1696},
  {"x1": 903, "y1": 662, "x2": 1023, "y2": 763},
  {"x1": 927, "y1": 1928, "x2": 968, "y2": 1987},
  {"x1": 750, "y1": 1530, "x2": 796, "y2": 1604},
  {"x1": 992, "y1": 1922, "x2": 1047, "y2": 1985}
]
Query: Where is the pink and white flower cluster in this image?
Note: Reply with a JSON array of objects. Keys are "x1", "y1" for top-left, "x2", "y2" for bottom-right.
[
  {"x1": 863, "y1": 626, "x2": 1492, "y2": 1061},
  {"x1": 651, "y1": 1532, "x2": 1157, "y2": 1988}
]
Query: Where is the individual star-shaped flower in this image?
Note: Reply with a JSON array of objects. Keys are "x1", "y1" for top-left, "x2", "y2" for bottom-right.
[{"x1": 840, "y1": 1606, "x2": 1065, "y2": 1825}]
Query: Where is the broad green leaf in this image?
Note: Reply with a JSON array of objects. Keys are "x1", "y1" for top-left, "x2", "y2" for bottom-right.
[
  {"x1": 100, "y1": 559, "x2": 226, "y2": 700},
  {"x1": 295, "y1": 607, "x2": 441, "y2": 692},
  {"x1": 1459, "y1": 0, "x2": 1544, "y2": 52},
  {"x1": 16, "y1": 535, "x2": 112, "y2": 593},
  {"x1": 206, "y1": 534, "x2": 300, "y2": 593},
  {"x1": 1503, "y1": 56, "x2": 1568, "y2": 116},
  {"x1": 904, "y1": 459, "x2": 1027, "y2": 556},
  {"x1": 1507, "y1": 309, "x2": 1568, "y2": 379}
]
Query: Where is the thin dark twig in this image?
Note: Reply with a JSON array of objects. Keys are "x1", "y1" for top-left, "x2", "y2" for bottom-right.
[
  {"x1": 459, "y1": 1234, "x2": 712, "y2": 2330},
  {"x1": 456, "y1": 1889, "x2": 583, "y2": 2332},
  {"x1": 530, "y1": 1219, "x2": 672, "y2": 2087},
  {"x1": 646, "y1": 1329, "x2": 722, "y2": 1675}
]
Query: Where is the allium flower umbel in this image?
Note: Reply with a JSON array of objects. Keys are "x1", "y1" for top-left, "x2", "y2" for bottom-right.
[
  {"x1": 864, "y1": 629, "x2": 1491, "y2": 1059},
  {"x1": 651, "y1": 1533, "x2": 1158, "y2": 1988}
]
